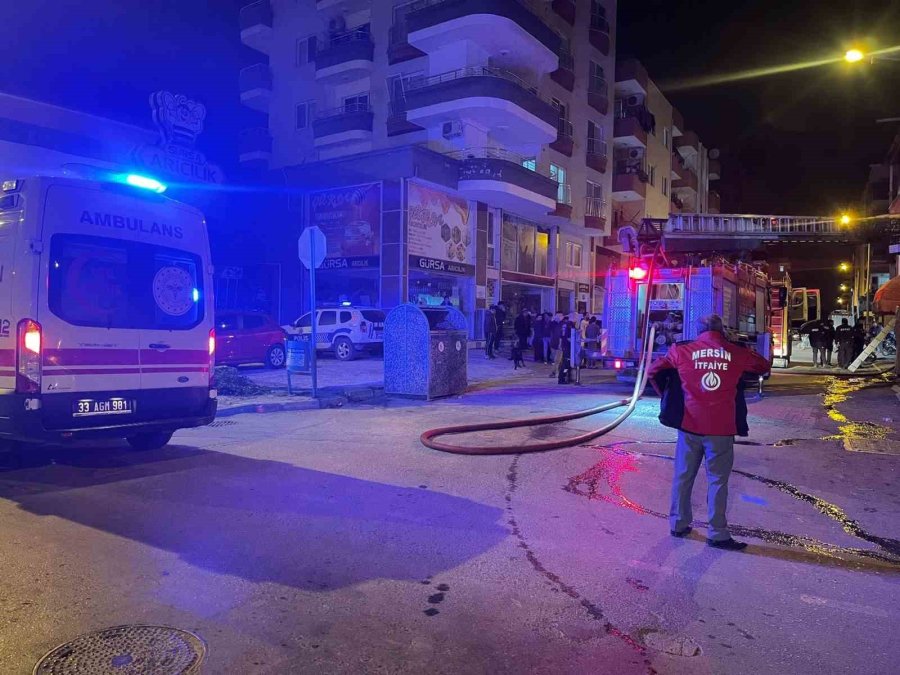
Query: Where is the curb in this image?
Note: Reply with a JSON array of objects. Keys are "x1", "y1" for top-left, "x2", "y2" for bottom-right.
[{"x1": 216, "y1": 385, "x2": 385, "y2": 417}]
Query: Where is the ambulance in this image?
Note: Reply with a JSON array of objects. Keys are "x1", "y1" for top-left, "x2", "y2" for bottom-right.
[{"x1": 0, "y1": 175, "x2": 216, "y2": 452}]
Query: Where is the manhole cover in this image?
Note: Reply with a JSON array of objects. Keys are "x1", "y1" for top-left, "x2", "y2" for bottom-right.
[{"x1": 34, "y1": 625, "x2": 205, "y2": 675}]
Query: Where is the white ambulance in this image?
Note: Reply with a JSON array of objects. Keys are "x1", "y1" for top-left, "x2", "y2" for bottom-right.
[{"x1": 0, "y1": 175, "x2": 216, "y2": 452}]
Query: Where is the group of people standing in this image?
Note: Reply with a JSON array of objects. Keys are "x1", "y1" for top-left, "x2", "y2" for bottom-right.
[
  {"x1": 800, "y1": 317, "x2": 866, "y2": 369},
  {"x1": 484, "y1": 306, "x2": 603, "y2": 382}
]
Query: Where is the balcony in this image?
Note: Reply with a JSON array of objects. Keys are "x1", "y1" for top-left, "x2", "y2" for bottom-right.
[
  {"x1": 550, "y1": 118, "x2": 573, "y2": 156},
  {"x1": 315, "y1": 28, "x2": 374, "y2": 82},
  {"x1": 612, "y1": 160, "x2": 648, "y2": 202},
  {"x1": 675, "y1": 130, "x2": 699, "y2": 159},
  {"x1": 615, "y1": 59, "x2": 649, "y2": 97},
  {"x1": 673, "y1": 166, "x2": 698, "y2": 192},
  {"x1": 708, "y1": 190, "x2": 721, "y2": 213},
  {"x1": 589, "y1": 13, "x2": 611, "y2": 55},
  {"x1": 551, "y1": 48, "x2": 575, "y2": 91},
  {"x1": 586, "y1": 138, "x2": 608, "y2": 173},
  {"x1": 240, "y1": 1, "x2": 273, "y2": 54},
  {"x1": 551, "y1": 0, "x2": 576, "y2": 25},
  {"x1": 587, "y1": 75, "x2": 609, "y2": 115},
  {"x1": 613, "y1": 115, "x2": 647, "y2": 148},
  {"x1": 709, "y1": 159, "x2": 721, "y2": 180},
  {"x1": 550, "y1": 183, "x2": 573, "y2": 219},
  {"x1": 312, "y1": 102, "x2": 374, "y2": 147},
  {"x1": 238, "y1": 127, "x2": 272, "y2": 169},
  {"x1": 671, "y1": 152, "x2": 685, "y2": 179},
  {"x1": 402, "y1": 66, "x2": 557, "y2": 146},
  {"x1": 406, "y1": 0, "x2": 561, "y2": 74},
  {"x1": 584, "y1": 196, "x2": 607, "y2": 231},
  {"x1": 388, "y1": 22, "x2": 426, "y2": 65},
  {"x1": 239, "y1": 64, "x2": 272, "y2": 112},
  {"x1": 452, "y1": 147, "x2": 557, "y2": 218}
]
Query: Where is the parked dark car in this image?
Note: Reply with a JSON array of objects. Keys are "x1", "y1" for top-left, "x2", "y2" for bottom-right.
[{"x1": 216, "y1": 312, "x2": 286, "y2": 368}]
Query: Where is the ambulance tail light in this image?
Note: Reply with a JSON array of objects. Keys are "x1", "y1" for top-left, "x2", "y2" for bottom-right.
[
  {"x1": 16, "y1": 319, "x2": 42, "y2": 394},
  {"x1": 208, "y1": 328, "x2": 216, "y2": 387}
]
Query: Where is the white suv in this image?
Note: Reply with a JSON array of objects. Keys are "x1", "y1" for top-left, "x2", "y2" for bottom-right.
[{"x1": 284, "y1": 307, "x2": 385, "y2": 361}]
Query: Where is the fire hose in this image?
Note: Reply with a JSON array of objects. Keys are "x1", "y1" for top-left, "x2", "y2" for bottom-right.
[{"x1": 420, "y1": 247, "x2": 661, "y2": 455}]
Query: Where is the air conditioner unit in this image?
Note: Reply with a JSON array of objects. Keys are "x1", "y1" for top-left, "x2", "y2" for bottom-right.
[
  {"x1": 626, "y1": 95, "x2": 640, "y2": 107},
  {"x1": 628, "y1": 148, "x2": 641, "y2": 159},
  {"x1": 442, "y1": 121, "x2": 463, "y2": 139}
]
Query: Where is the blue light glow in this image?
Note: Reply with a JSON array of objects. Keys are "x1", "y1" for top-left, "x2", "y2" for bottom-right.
[
  {"x1": 341, "y1": 301, "x2": 352, "y2": 306},
  {"x1": 124, "y1": 174, "x2": 167, "y2": 193},
  {"x1": 192, "y1": 288, "x2": 200, "y2": 302}
]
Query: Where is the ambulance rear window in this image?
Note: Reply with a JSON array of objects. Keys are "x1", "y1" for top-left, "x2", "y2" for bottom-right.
[{"x1": 48, "y1": 234, "x2": 204, "y2": 330}]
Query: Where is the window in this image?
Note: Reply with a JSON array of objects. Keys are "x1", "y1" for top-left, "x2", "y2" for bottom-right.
[
  {"x1": 521, "y1": 157, "x2": 536, "y2": 172},
  {"x1": 296, "y1": 36, "x2": 316, "y2": 66},
  {"x1": 662, "y1": 177, "x2": 669, "y2": 197},
  {"x1": 343, "y1": 93, "x2": 369, "y2": 112},
  {"x1": 340, "y1": 311, "x2": 352, "y2": 324},
  {"x1": 318, "y1": 311, "x2": 337, "y2": 326},
  {"x1": 663, "y1": 127, "x2": 670, "y2": 149},
  {"x1": 487, "y1": 211, "x2": 497, "y2": 268},
  {"x1": 550, "y1": 163, "x2": 568, "y2": 203},
  {"x1": 648, "y1": 165, "x2": 656, "y2": 186},
  {"x1": 49, "y1": 234, "x2": 203, "y2": 330},
  {"x1": 502, "y1": 214, "x2": 549, "y2": 277},
  {"x1": 589, "y1": 61, "x2": 605, "y2": 91},
  {"x1": 360, "y1": 310, "x2": 385, "y2": 322},
  {"x1": 565, "y1": 241, "x2": 583, "y2": 268},
  {"x1": 294, "y1": 313, "x2": 311, "y2": 328},
  {"x1": 296, "y1": 101, "x2": 315, "y2": 129},
  {"x1": 243, "y1": 315, "x2": 266, "y2": 330}
]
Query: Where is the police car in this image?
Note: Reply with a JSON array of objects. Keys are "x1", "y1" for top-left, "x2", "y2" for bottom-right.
[{"x1": 284, "y1": 306, "x2": 384, "y2": 361}]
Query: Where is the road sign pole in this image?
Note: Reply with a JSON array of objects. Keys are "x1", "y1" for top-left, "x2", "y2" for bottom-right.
[{"x1": 309, "y1": 233, "x2": 318, "y2": 398}]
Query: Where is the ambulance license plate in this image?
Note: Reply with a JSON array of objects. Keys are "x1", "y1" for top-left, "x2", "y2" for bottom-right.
[{"x1": 73, "y1": 398, "x2": 135, "y2": 417}]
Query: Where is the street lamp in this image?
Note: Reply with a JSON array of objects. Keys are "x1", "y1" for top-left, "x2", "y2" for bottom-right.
[
  {"x1": 838, "y1": 262, "x2": 851, "y2": 272},
  {"x1": 836, "y1": 297, "x2": 844, "y2": 305},
  {"x1": 839, "y1": 213, "x2": 852, "y2": 226},
  {"x1": 839, "y1": 284, "x2": 848, "y2": 292},
  {"x1": 845, "y1": 49, "x2": 864, "y2": 63}
]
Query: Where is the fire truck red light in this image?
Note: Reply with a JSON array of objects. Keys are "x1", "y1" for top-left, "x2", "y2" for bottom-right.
[
  {"x1": 628, "y1": 266, "x2": 648, "y2": 280},
  {"x1": 614, "y1": 360, "x2": 623, "y2": 369}
]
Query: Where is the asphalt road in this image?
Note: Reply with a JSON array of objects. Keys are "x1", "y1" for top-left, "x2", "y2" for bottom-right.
[{"x1": 0, "y1": 371, "x2": 898, "y2": 674}]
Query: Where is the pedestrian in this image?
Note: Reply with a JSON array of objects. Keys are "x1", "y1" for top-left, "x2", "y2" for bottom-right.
[
  {"x1": 852, "y1": 322, "x2": 866, "y2": 363},
  {"x1": 514, "y1": 309, "x2": 532, "y2": 350},
  {"x1": 557, "y1": 317, "x2": 574, "y2": 384},
  {"x1": 494, "y1": 301, "x2": 508, "y2": 350},
  {"x1": 822, "y1": 319, "x2": 835, "y2": 367},
  {"x1": 484, "y1": 305, "x2": 498, "y2": 360},
  {"x1": 542, "y1": 312, "x2": 553, "y2": 364},
  {"x1": 800, "y1": 320, "x2": 826, "y2": 367},
  {"x1": 835, "y1": 318, "x2": 854, "y2": 368},
  {"x1": 548, "y1": 313, "x2": 564, "y2": 377},
  {"x1": 648, "y1": 314, "x2": 771, "y2": 550},
  {"x1": 532, "y1": 313, "x2": 546, "y2": 363}
]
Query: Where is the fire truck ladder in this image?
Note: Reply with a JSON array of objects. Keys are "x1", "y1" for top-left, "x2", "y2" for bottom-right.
[{"x1": 665, "y1": 214, "x2": 851, "y2": 242}]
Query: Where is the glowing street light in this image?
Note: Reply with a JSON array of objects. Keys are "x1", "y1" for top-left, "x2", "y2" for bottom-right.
[
  {"x1": 836, "y1": 297, "x2": 845, "y2": 305},
  {"x1": 838, "y1": 262, "x2": 851, "y2": 272},
  {"x1": 839, "y1": 284, "x2": 848, "y2": 292},
  {"x1": 844, "y1": 49, "x2": 865, "y2": 63},
  {"x1": 839, "y1": 213, "x2": 852, "y2": 226}
]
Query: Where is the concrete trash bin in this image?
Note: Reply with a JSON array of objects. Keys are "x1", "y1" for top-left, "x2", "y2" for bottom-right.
[{"x1": 384, "y1": 304, "x2": 468, "y2": 399}]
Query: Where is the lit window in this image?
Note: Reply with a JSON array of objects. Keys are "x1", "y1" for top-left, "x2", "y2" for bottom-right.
[{"x1": 522, "y1": 157, "x2": 537, "y2": 172}]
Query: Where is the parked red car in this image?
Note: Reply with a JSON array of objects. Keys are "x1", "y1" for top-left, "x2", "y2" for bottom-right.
[{"x1": 215, "y1": 312, "x2": 286, "y2": 368}]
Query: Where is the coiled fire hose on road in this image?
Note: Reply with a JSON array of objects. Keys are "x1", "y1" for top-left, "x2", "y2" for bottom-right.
[{"x1": 421, "y1": 246, "x2": 661, "y2": 455}]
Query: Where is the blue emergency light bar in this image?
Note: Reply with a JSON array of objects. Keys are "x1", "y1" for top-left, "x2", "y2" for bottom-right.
[{"x1": 124, "y1": 174, "x2": 167, "y2": 194}]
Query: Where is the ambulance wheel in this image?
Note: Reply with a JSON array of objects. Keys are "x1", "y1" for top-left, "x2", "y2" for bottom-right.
[
  {"x1": 126, "y1": 432, "x2": 173, "y2": 451},
  {"x1": 266, "y1": 344, "x2": 286, "y2": 369},
  {"x1": 333, "y1": 337, "x2": 355, "y2": 361}
]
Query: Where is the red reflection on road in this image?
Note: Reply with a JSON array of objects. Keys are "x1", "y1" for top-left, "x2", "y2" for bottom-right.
[{"x1": 565, "y1": 449, "x2": 654, "y2": 516}]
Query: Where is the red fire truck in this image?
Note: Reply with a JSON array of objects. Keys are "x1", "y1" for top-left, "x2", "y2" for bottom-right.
[{"x1": 600, "y1": 260, "x2": 775, "y2": 369}]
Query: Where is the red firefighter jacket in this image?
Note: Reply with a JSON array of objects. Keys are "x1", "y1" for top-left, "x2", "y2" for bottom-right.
[{"x1": 647, "y1": 331, "x2": 771, "y2": 436}]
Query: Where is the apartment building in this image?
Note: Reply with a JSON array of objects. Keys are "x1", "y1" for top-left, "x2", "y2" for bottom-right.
[
  {"x1": 239, "y1": 0, "x2": 618, "y2": 326},
  {"x1": 609, "y1": 58, "x2": 719, "y2": 242}
]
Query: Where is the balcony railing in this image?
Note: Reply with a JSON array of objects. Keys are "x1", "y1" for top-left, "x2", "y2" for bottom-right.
[
  {"x1": 316, "y1": 101, "x2": 372, "y2": 119},
  {"x1": 614, "y1": 159, "x2": 649, "y2": 182},
  {"x1": 322, "y1": 26, "x2": 371, "y2": 49},
  {"x1": 588, "y1": 75, "x2": 608, "y2": 95},
  {"x1": 557, "y1": 118, "x2": 573, "y2": 138},
  {"x1": 587, "y1": 138, "x2": 608, "y2": 159},
  {"x1": 404, "y1": 65, "x2": 542, "y2": 97},
  {"x1": 239, "y1": 63, "x2": 272, "y2": 92},
  {"x1": 448, "y1": 146, "x2": 548, "y2": 176},
  {"x1": 585, "y1": 196, "x2": 606, "y2": 217}
]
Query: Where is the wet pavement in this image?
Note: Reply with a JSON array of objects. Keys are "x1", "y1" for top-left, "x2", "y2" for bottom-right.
[{"x1": 0, "y1": 369, "x2": 897, "y2": 674}]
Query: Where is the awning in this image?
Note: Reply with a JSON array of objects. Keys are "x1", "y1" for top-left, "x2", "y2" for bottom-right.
[{"x1": 873, "y1": 275, "x2": 900, "y2": 314}]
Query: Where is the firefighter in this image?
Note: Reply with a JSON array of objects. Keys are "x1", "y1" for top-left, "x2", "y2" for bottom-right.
[
  {"x1": 800, "y1": 320, "x2": 827, "y2": 367},
  {"x1": 835, "y1": 318, "x2": 854, "y2": 368},
  {"x1": 648, "y1": 314, "x2": 771, "y2": 551}
]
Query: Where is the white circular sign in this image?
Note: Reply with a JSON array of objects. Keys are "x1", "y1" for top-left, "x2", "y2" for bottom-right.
[
  {"x1": 438, "y1": 341, "x2": 445, "y2": 353},
  {"x1": 152, "y1": 266, "x2": 195, "y2": 316},
  {"x1": 701, "y1": 372, "x2": 721, "y2": 392}
]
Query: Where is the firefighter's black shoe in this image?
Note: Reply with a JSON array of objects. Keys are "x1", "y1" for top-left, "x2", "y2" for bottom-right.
[
  {"x1": 670, "y1": 527, "x2": 692, "y2": 538},
  {"x1": 707, "y1": 538, "x2": 748, "y2": 551}
]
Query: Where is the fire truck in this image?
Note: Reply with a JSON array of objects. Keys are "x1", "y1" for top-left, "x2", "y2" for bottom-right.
[{"x1": 600, "y1": 259, "x2": 778, "y2": 369}]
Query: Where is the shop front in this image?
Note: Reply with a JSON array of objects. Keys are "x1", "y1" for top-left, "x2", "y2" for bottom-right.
[
  {"x1": 308, "y1": 182, "x2": 381, "y2": 307},
  {"x1": 406, "y1": 181, "x2": 476, "y2": 329},
  {"x1": 500, "y1": 213, "x2": 555, "y2": 315}
]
